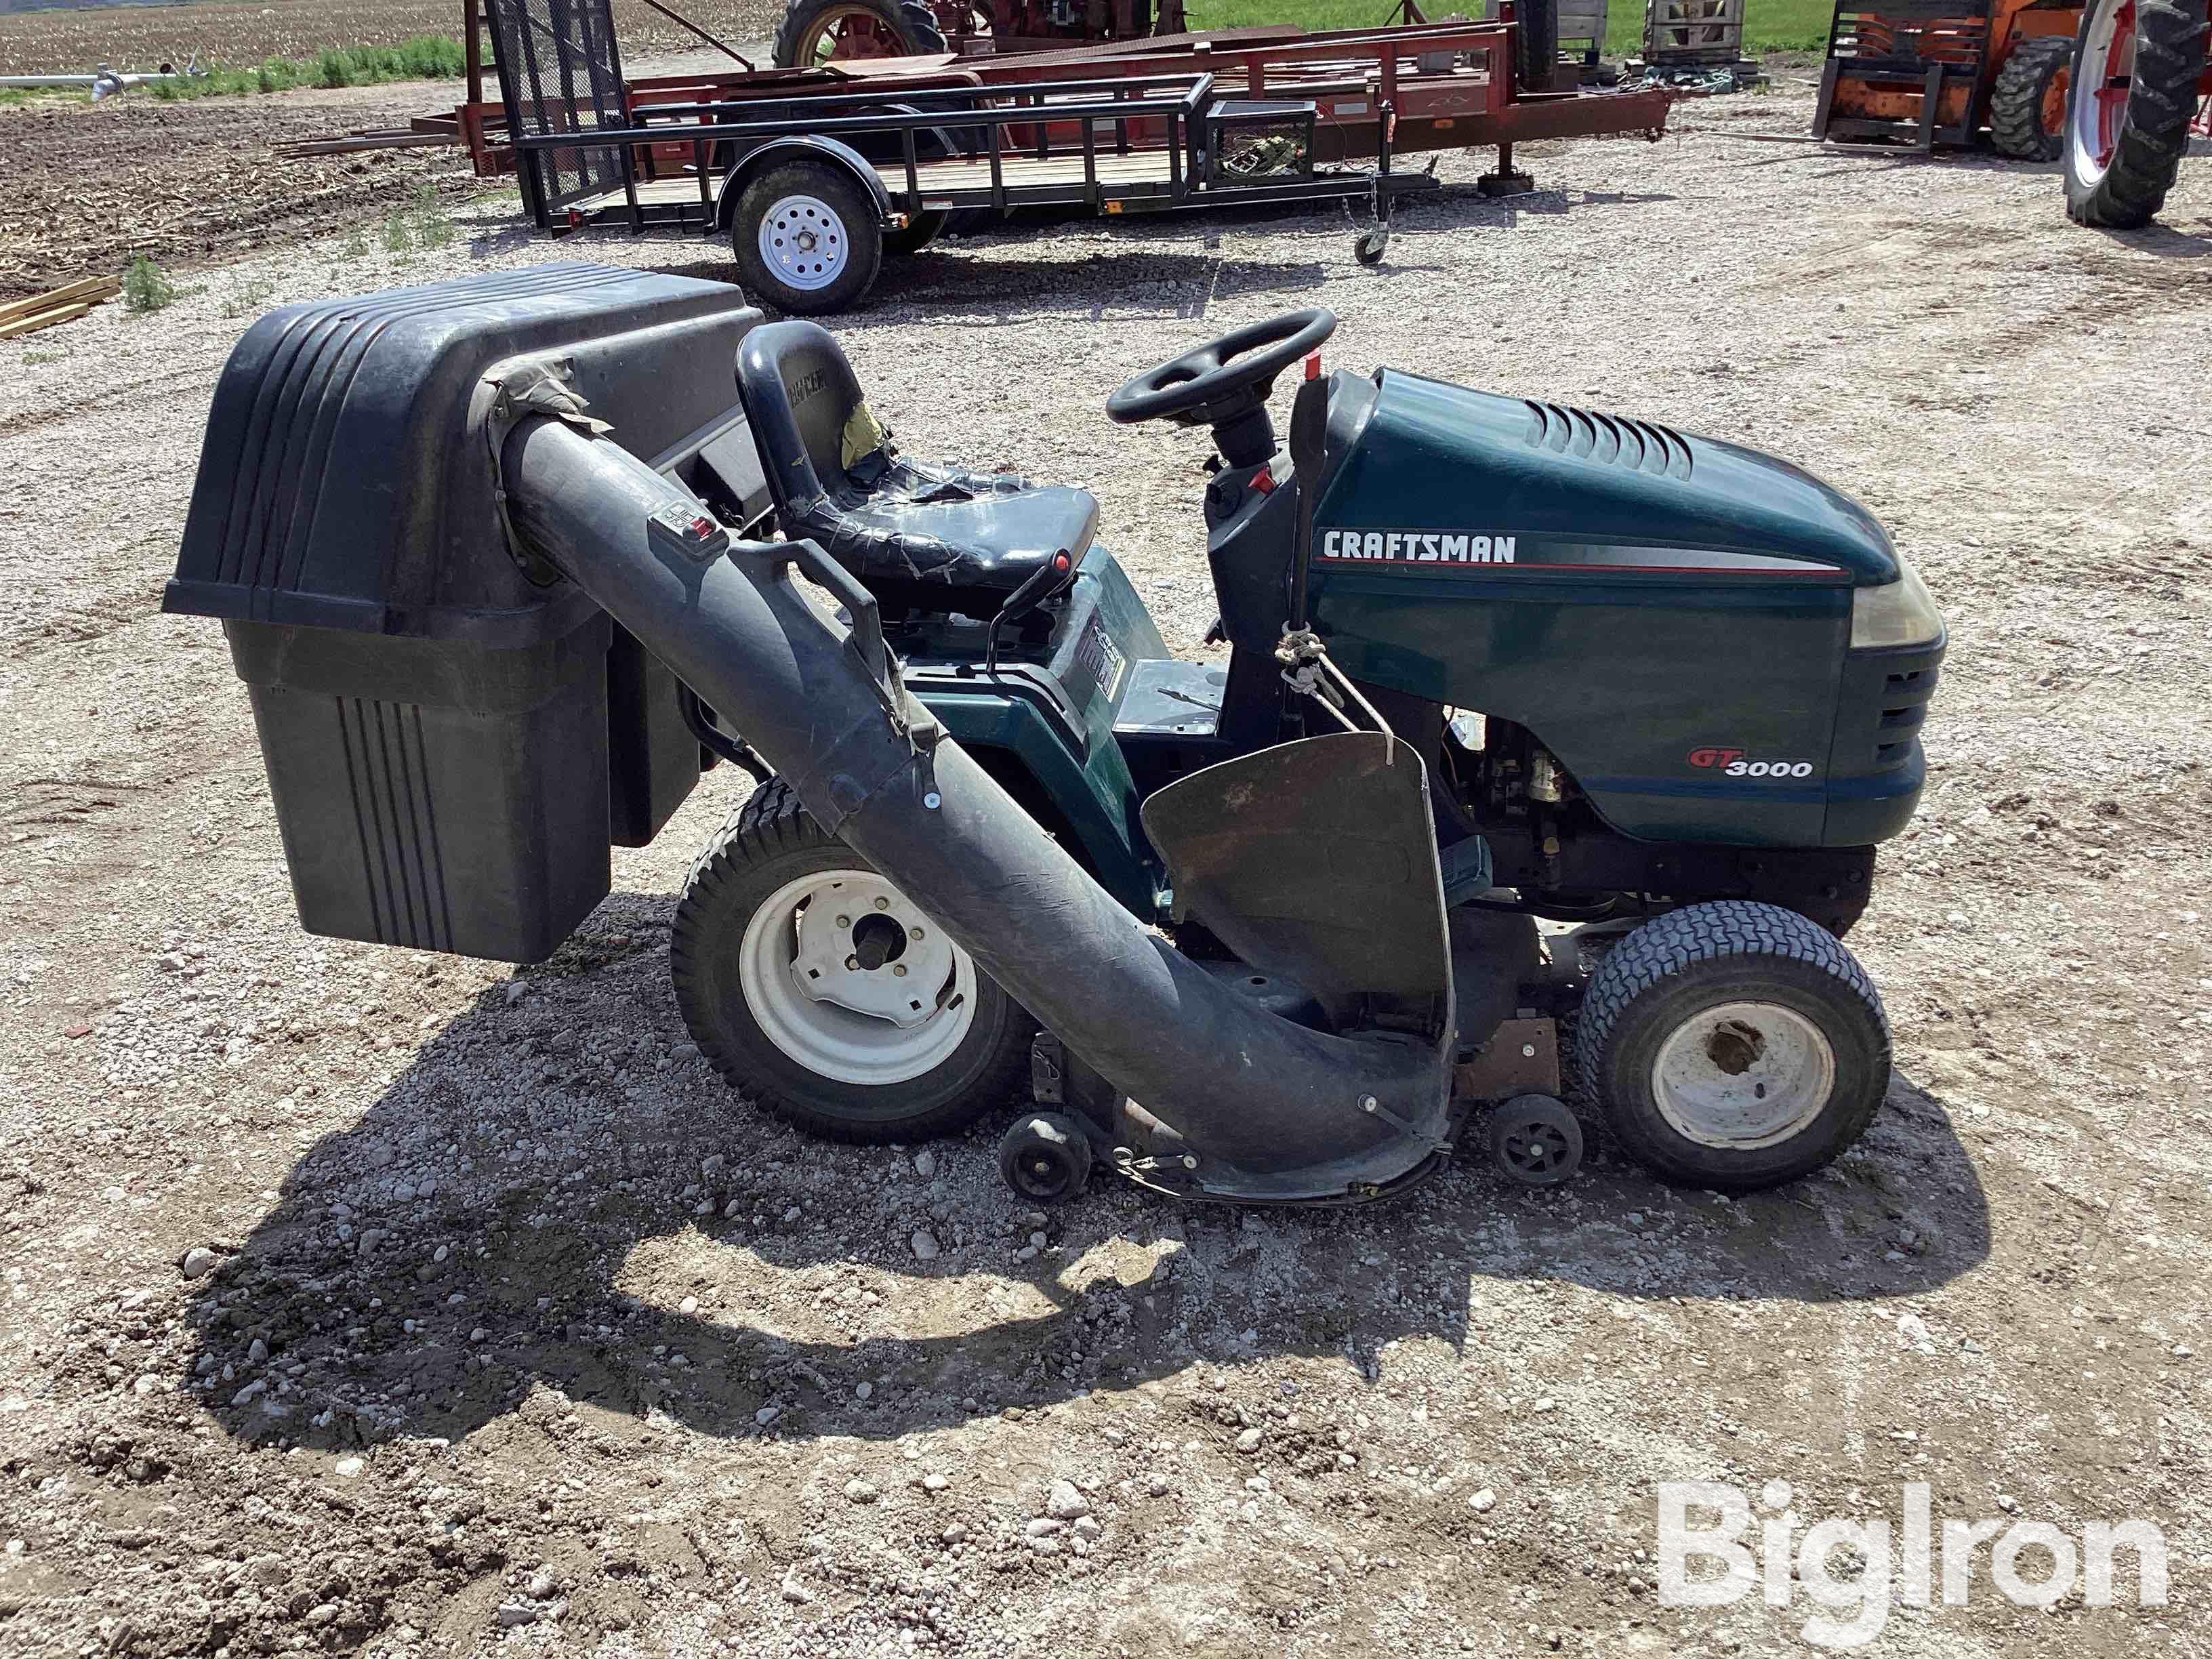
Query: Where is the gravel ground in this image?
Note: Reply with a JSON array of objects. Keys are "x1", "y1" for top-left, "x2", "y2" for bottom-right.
[{"x1": 3, "y1": 87, "x2": 2211, "y2": 1658}]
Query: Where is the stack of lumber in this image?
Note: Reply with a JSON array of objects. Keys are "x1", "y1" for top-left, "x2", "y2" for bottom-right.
[{"x1": 0, "y1": 276, "x2": 122, "y2": 342}]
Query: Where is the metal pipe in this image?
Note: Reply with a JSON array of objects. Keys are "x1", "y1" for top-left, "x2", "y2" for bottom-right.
[
  {"x1": 0, "y1": 70, "x2": 182, "y2": 91},
  {"x1": 500, "y1": 415, "x2": 1450, "y2": 1195}
]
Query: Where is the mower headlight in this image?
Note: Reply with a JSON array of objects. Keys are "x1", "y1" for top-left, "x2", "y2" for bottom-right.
[{"x1": 1849, "y1": 556, "x2": 1944, "y2": 650}]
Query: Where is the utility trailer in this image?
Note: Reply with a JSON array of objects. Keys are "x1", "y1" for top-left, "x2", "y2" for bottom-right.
[
  {"x1": 281, "y1": 5, "x2": 1668, "y2": 230},
  {"x1": 497, "y1": 58, "x2": 1430, "y2": 310},
  {"x1": 463, "y1": 0, "x2": 1666, "y2": 310}
]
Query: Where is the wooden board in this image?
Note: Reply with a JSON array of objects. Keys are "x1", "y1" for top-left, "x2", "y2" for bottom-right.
[
  {"x1": 577, "y1": 149, "x2": 1174, "y2": 216},
  {"x1": 0, "y1": 300, "x2": 98, "y2": 342},
  {"x1": 0, "y1": 275, "x2": 119, "y2": 329}
]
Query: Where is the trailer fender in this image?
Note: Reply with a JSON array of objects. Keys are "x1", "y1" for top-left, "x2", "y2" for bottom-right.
[{"x1": 716, "y1": 136, "x2": 896, "y2": 230}]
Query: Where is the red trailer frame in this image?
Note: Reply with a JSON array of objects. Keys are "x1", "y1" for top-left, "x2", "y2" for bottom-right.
[{"x1": 405, "y1": 8, "x2": 1669, "y2": 192}]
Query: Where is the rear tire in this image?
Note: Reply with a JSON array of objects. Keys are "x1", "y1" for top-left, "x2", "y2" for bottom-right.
[
  {"x1": 1990, "y1": 34, "x2": 2076, "y2": 159},
  {"x1": 2063, "y1": 0, "x2": 2207, "y2": 228},
  {"x1": 729, "y1": 159, "x2": 883, "y2": 315},
  {"x1": 1573, "y1": 901, "x2": 1891, "y2": 1191},
  {"x1": 672, "y1": 780, "x2": 1035, "y2": 1144},
  {"x1": 773, "y1": 0, "x2": 948, "y2": 67}
]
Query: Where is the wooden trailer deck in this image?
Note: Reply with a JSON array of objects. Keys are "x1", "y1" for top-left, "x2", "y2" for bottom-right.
[{"x1": 573, "y1": 148, "x2": 1179, "y2": 217}]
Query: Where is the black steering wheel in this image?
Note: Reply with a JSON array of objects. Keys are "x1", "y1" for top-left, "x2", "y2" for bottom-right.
[{"x1": 1105, "y1": 308, "x2": 1338, "y2": 428}]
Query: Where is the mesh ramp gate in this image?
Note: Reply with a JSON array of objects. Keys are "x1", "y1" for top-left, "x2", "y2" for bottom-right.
[{"x1": 484, "y1": 0, "x2": 634, "y2": 221}]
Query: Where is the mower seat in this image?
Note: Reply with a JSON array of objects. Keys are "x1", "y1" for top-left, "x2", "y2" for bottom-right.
[{"x1": 736, "y1": 321, "x2": 1097, "y2": 617}]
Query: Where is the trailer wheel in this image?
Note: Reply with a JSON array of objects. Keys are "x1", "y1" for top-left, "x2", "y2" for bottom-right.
[
  {"x1": 1990, "y1": 33, "x2": 2076, "y2": 159},
  {"x1": 731, "y1": 159, "x2": 883, "y2": 315},
  {"x1": 2063, "y1": 0, "x2": 2207, "y2": 228},
  {"x1": 673, "y1": 781, "x2": 1036, "y2": 1144},
  {"x1": 773, "y1": 0, "x2": 948, "y2": 67},
  {"x1": 1572, "y1": 901, "x2": 1891, "y2": 1191},
  {"x1": 1515, "y1": 0, "x2": 1561, "y2": 92}
]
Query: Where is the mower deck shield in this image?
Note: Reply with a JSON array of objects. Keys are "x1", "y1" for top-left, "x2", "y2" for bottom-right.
[{"x1": 1141, "y1": 731, "x2": 1453, "y2": 1031}]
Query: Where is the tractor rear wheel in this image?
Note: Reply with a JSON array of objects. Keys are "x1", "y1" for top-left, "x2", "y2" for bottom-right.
[
  {"x1": 773, "y1": 0, "x2": 949, "y2": 67},
  {"x1": 1990, "y1": 33, "x2": 2076, "y2": 159},
  {"x1": 2062, "y1": 0, "x2": 2208, "y2": 227},
  {"x1": 672, "y1": 780, "x2": 1036, "y2": 1144},
  {"x1": 1572, "y1": 901, "x2": 1891, "y2": 1191}
]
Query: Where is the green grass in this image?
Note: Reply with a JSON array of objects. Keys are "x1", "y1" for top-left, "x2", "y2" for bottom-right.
[
  {"x1": 0, "y1": 87, "x2": 94, "y2": 107},
  {"x1": 1183, "y1": 0, "x2": 1835, "y2": 58},
  {"x1": 144, "y1": 35, "x2": 467, "y2": 102}
]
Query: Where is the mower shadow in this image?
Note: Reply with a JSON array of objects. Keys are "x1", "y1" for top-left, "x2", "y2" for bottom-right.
[{"x1": 182, "y1": 891, "x2": 1991, "y2": 1454}]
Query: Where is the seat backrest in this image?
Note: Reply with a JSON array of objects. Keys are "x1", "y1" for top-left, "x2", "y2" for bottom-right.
[{"x1": 734, "y1": 321, "x2": 869, "y2": 518}]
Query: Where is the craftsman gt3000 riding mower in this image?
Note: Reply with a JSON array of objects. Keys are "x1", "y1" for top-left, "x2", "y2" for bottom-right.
[{"x1": 165, "y1": 266, "x2": 1945, "y2": 1205}]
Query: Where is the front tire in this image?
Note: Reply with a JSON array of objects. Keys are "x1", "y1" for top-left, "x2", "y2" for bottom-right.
[
  {"x1": 673, "y1": 781, "x2": 1034, "y2": 1143},
  {"x1": 1990, "y1": 33, "x2": 2076, "y2": 159},
  {"x1": 1573, "y1": 901, "x2": 1891, "y2": 1191},
  {"x1": 729, "y1": 159, "x2": 882, "y2": 315},
  {"x1": 2063, "y1": 0, "x2": 2207, "y2": 227}
]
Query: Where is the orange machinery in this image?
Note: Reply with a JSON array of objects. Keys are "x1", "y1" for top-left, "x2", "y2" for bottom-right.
[{"x1": 1812, "y1": 0, "x2": 2085, "y2": 155}]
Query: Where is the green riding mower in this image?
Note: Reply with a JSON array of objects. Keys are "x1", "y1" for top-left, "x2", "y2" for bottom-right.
[{"x1": 166, "y1": 266, "x2": 1944, "y2": 1206}]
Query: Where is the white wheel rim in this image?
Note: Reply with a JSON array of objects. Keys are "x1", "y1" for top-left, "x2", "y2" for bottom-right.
[
  {"x1": 2068, "y1": 0, "x2": 2135, "y2": 188},
  {"x1": 738, "y1": 867, "x2": 977, "y2": 1086},
  {"x1": 1650, "y1": 1001, "x2": 1837, "y2": 1151},
  {"x1": 757, "y1": 193, "x2": 850, "y2": 293}
]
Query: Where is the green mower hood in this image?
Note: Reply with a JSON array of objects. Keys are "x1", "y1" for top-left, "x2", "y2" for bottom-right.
[
  {"x1": 1308, "y1": 370, "x2": 1939, "y2": 850},
  {"x1": 1314, "y1": 370, "x2": 1900, "y2": 582}
]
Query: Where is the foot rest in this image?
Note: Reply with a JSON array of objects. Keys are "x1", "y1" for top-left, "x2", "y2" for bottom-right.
[{"x1": 1112, "y1": 659, "x2": 1226, "y2": 741}]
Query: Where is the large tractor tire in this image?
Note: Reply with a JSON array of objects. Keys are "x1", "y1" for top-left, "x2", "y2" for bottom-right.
[
  {"x1": 773, "y1": 0, "x2": 949, "y2": 66},
  {"x1": 1990, "y1": 33, "x2": 2076, "y2": 159},
  {"x1": 1572, "y1": 901, "x2": 1891, "y2": 1191},
  {"x1": 1515, "y1": 0, "x2": 1561, "y2": 91},
  {"x1": 2062, "y1": 0, "x2": 2209, "y2": 227},
  {"x1": 672, "y1": 780, "x2": 1036, "y2": 1144}
]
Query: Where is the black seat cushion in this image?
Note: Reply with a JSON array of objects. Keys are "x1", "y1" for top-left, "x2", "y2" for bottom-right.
[{"x1": 736, "y1": 321, "x2": 1097, "y2": 613}]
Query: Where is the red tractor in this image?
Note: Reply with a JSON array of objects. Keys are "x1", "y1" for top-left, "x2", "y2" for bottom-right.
[
  {"x1": 2060, "y1": 0, "x2": 2209, "y2": 224},
  {"x1": 771, "y1": 0, "x2": 1191, "y2": 66}
]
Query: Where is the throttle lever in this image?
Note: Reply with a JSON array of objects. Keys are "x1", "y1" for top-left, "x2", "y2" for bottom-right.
[{"x1": 986, "y1": 548, "x2": 1076, "y2": 675}]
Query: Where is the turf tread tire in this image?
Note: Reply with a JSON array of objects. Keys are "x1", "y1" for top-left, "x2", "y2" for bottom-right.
[
  {"x1": 2064, "y1": 0, "x2": 2208, "y2": 227},
  {"x1": 672, "y1": 780, "x2": 1034, "y2": 1144},
  {"x1": 1572, "y1": 901, "x2": 1890, "y2": 1191},
  {"x1": 1990, "y1": 34, "x2": 2075, "y2": 159},
  {"x1": 773, "y1": 0, "x2": 949, "y2": 67}
]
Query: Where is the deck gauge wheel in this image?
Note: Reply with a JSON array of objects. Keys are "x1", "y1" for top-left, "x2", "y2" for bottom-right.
[
  {"x1": 998, "y1": 1112, "x2": 1093, "y2": 1204},
  {"x1": 1488, "y1": 1094, "x2": 1584, "y2": 1185}
]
